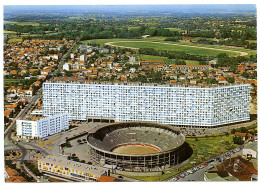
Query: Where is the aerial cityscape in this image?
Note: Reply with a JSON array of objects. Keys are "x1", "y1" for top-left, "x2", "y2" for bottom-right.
[{"x1": 3, "y1": 4, "x2": 257, "y2": 182}]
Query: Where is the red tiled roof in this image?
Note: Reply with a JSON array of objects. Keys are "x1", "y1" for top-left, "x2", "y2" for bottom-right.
[
  {"x1": 235, "y1": 132, "x2": 247, "y2": 137},
  {"x1": 98, "y1": 175, "x2": 116, "y2": 182}
]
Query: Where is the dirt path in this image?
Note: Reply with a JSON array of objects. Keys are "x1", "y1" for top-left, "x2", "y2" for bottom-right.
[{"x1": 105, "y1": 41, "x2": 248, "y2": 56}]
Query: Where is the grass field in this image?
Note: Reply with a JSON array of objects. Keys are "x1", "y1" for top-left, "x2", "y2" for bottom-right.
[
  {"x1": 140, "y1": 54, "x2": 168, "y2": 61},
  {"x1": 5, "y1": 21, "x2": 40, "y2": 26},
  {"x1": 164, "y1": 28, "x2": 182, "y2": 31},
  {"x1": 246, "y1": 40, "x2": 257, "y2": 43},
  {"x1": 175, "y1": 40, "x2": 256, "y2": 55},
  {"x1": 8, "y1": 38, "x2": 23, "y2": 43},
  {"x1": 81, "y1": 37, "x2": 167, "y2": 46},
  {"x1": 110, "y1": 41, "x2": 240, "y2": 56},
  {"x1": 4, "y1": 30, "x2": 16, "y2": 34},
  {"x1": 185, "y1": 60, "x2": 200, "y2": 65},
  {"x1": 82, "y1": 37, "x2": 255, "y2": 56}
]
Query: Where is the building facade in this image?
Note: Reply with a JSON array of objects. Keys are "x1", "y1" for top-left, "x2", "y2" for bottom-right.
[
  {"x1": 16, "y1": 114, "x2": 69, "y2": 139},
  {"x1": 38, "y1": 155, "x2": 109, "y2": 182},
  {"x1": 43, "y1": 82, "x2": 250, "y2": 127}
]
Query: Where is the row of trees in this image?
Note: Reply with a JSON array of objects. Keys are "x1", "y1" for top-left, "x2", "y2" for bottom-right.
[{"x1": 216, "y1": 53, "x2": 257, "y2": 71}]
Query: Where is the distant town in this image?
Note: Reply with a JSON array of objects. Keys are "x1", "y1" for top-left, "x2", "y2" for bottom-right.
[{"x1": 4, "y1": 4, "x2": 257, "y2": 183}]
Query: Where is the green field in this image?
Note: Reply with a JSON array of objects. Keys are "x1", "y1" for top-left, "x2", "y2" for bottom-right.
[
  {"x1": 111, "y1": 41, "x2": 240, "y2": 56},
  {"x1": 81, "y1": 37, "x2": 167, "y2": 46},
  {"x1": 175, "y1": 40, "x2": 256, "y2": 55},
  {"x1": 164, "y1": 27, "x2": 182, "y2": 31},
  {"x1": 185, "y1": 60, "x2": 200, "y2": 65},
  {"x1": 4, "y1": 21, "x2": 40, "y2": 26},
  {"x1": 140, "y1": 54, "x2": 168, "y2": 61},
  {"x1": 82, "y1": 37, "x2": 255, "y2": 56},
  {"x1": 4, "y1": 30, "x2": 16, "y2": 34},
  {"x1": 8, "y1": 38, "x2": 23, "y2": 43},
  {"x1": 246, "y1": 40, "x2": 257, "y2": 43}
]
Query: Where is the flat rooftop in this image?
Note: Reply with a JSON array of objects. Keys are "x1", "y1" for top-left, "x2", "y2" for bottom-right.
[
  {"x1": 45, "y1": 79, "x2": 249, "y2": 89},
  {"x1": 39, "y1": 155, "x2": 108, "y2": 176}
]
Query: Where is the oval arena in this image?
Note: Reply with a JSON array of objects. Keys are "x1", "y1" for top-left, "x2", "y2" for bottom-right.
[{"x1": 87, "y1": 122, "x2": 191, "y2": 172}]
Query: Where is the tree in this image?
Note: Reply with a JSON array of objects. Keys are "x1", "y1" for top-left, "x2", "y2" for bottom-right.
[
  {"x1": 231, "y1": 129, "x2": 236, "y2": 134},
  {"x1": 4, "y1": 116, "x2": 10, "y2": 124},
  {"x1": 233, "y1": 136, "x2": 244, "y2": 145},
  {"x1": 239, "y1": 127, "x2": 248, "y2": 133},
  {"x1": 64, "y1": 70, "x2": 72, "y2": 77},
  {"x1": 241, "y1": 72, "x2": 249, "y2": 78}
]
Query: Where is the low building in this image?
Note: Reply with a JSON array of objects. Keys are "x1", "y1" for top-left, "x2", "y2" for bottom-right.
[
  {"x1": 140, "y1": 61, "x2": 165, "y2": 67},
  {"x1": 5, "y1": 166, "x2": 27, "y2": 182},
  {"x1": 63, "y1": 63, "x2": 71, "y2": 71},
  {"x1": 204, "y1": 172, "x2": 238, "y2": 181},
  {"x1": 31, "y1": 109, "x2": 43, "y2": 115},
  {"x1": 234, "y1": 132, "x2": 253, "y2": 141},
  {"x1": 38, "y1": 155, "x2": 110, "y2": 182},
  {"x1": 242, "y1": 141, "x2": 257, "y2": 159},
  {"x1": 16, "y1": 114, "x2": 69, "y2": 139}
]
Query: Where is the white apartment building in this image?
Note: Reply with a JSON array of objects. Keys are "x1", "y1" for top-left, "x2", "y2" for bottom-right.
[
  {"x1": 43, "y1": 82, "x2": 250, "y2": 127},
  {"x1": 16, "y1": 114, "x2": 69, "y2": 139}
]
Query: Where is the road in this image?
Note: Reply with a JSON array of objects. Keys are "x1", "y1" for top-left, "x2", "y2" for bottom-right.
[
  {"x1": 169, "y1": 145, "x2": 245, "y2": 182},
  {"x1": 4, "y1": 93, "x2": 40, "y2": 140},
  {"x1": 51, "y1": 40, "x2": 77, "y2": 77},
  {"x1": 4, "y1": 40, "x2": 78, "y2": 182}
]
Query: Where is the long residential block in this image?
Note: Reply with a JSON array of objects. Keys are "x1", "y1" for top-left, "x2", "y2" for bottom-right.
[{"x1": 43, "y1": 82, "x2": 250, "y2": 127}]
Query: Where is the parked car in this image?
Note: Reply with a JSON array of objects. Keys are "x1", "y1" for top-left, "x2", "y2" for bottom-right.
[
  {"x1": 179, "y1": 174, "x2": 185, "y2": 178},
  {"x1": 206, "y1": 159, "x2": 214, "y2": 163},
  {"x1": 208, "y1": 165, "x2": 214, "y2": 170},
  {"x1": 184, "y1": 172, "x2": 189, "y2": 176}
]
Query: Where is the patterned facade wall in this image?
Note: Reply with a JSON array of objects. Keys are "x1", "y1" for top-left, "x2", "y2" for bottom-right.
[
  {"x1": 16, "y1": 114, "x2": 69, "y2": 138},
  {"x1": 43, "y1": 83, "x2": 250, "y2": 127}
]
